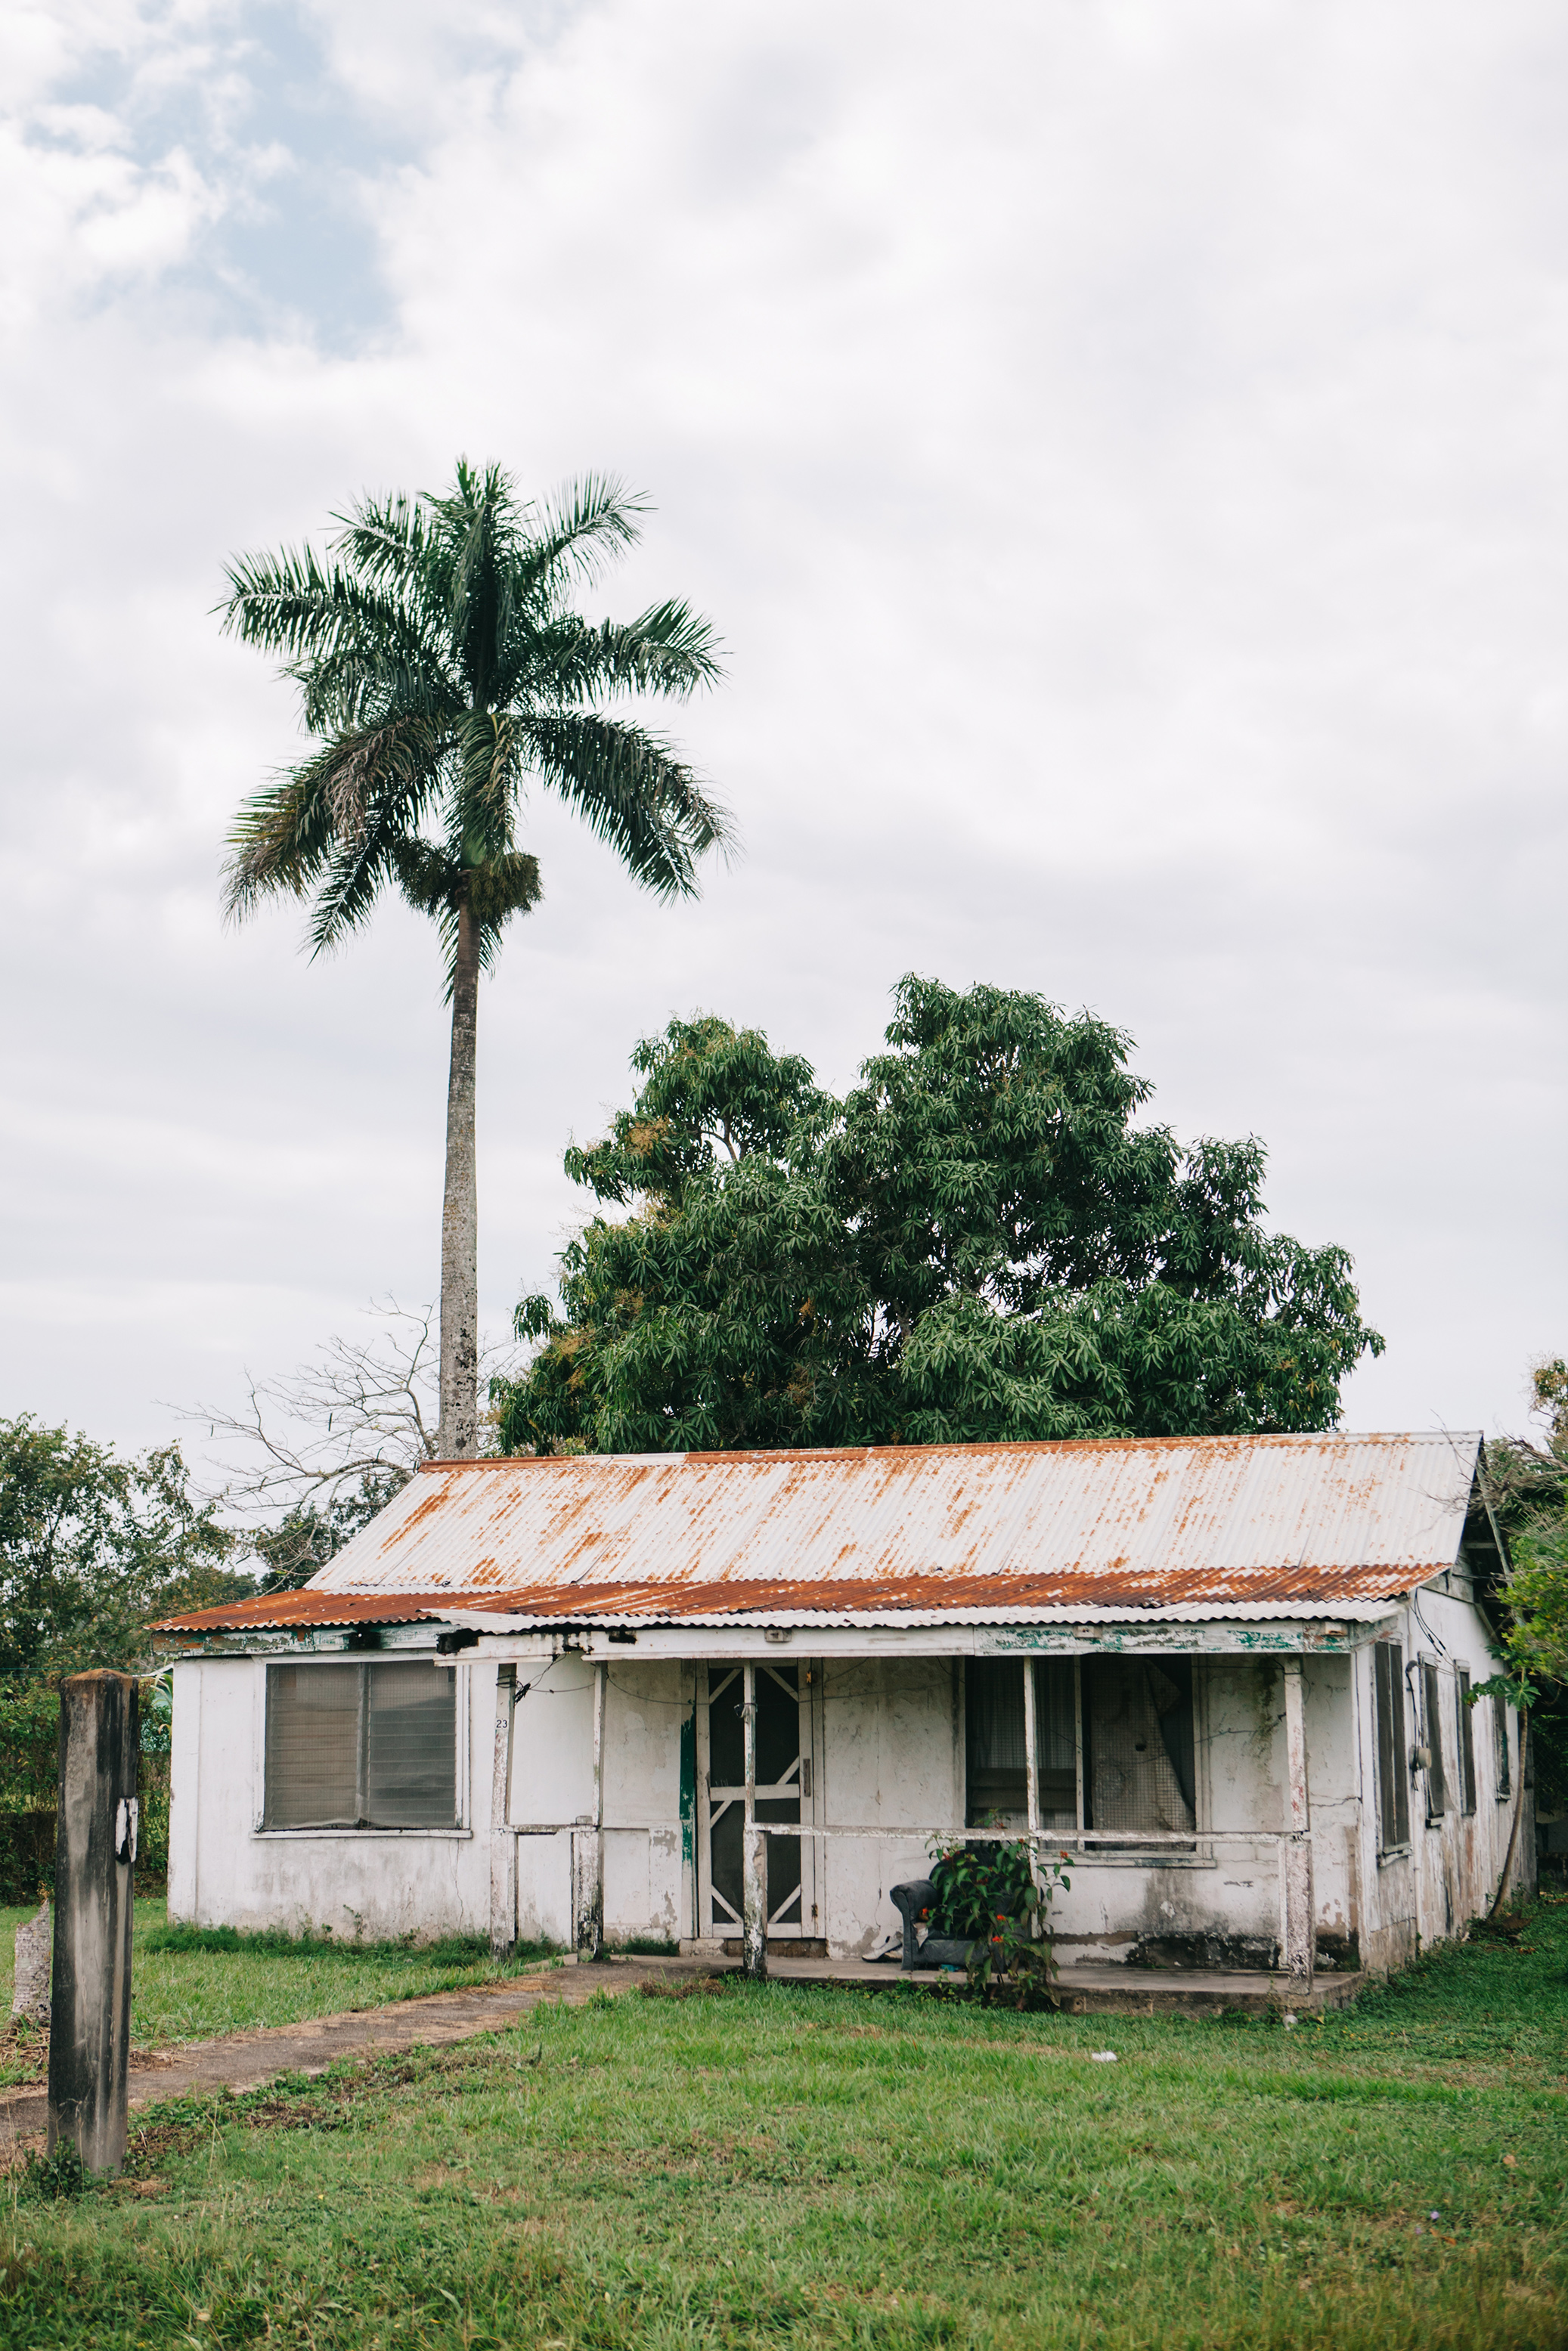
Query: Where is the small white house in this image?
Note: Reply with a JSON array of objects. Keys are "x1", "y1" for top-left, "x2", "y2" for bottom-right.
[{"x1": 159, "y1": 1432, "x2": 1531, "y2": 1985}]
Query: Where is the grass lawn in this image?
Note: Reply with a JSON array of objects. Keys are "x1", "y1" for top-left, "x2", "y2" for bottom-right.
[
  {"x1": 0, "y1": 1901, "x2": 1563, "y2": 2349},
  {"x1": 0, "y1": 1903, "x2": 561, "y2": 2085}
]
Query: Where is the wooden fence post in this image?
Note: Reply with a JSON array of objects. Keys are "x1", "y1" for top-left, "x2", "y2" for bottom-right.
[{"x1": 48, "y1": 1671, "x2": 139, "y2": 2176}]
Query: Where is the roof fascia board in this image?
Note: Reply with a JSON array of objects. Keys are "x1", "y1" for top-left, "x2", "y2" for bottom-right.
[{"x1": 465, "y1": 1618, "x2": 1378, "y2": 1664}]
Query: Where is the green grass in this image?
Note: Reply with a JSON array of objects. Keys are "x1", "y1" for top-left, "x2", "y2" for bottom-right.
[
  {"x1": 0, "y1": 1897, "x2": 1563, "y2": 2348},
  {"x1": 0, "y1": 1902, "x2": 559, "y2": 2083}
]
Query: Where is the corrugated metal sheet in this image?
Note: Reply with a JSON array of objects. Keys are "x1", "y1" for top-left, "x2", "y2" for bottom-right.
[
  {"x1": 156, "y1": 1592, "x2": 456, "y2": 1633},
  {"x1": 160, "y1": 1432, "x2": 1481, "y2": 1634}
]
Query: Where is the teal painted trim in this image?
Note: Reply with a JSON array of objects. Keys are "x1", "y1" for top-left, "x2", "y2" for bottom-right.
[{"x1": 680, "y1": 1706, "x2": 697, "y2": 1869}]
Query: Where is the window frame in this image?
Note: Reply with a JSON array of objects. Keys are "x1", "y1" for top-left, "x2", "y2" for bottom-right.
[
  {"x1": 962, "y1": 1654, "x2": 1209, "y2": 1862},
  {"x1": 1455, "y1": 1668, "x2": 1477, "y2": 1815},
  {"x1": 253, "y1": 1656, "x2": 470, "y2": 1838},
  {"x1": 1492, "y1": 1692, "x2": 1512, "y2": 1801},
  {"x1": 1421, "y1": 1659, "x2": 1446, "y2": 1823},
  {"x1": 1372, "y1": 1640, "x2": 1411, "y2": 1855}
]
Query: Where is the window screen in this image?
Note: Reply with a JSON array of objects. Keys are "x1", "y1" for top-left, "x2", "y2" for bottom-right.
[
  {"x1": 1373, "y1": 1641, "x2": 1409, "y2": 1851},
  {"x1": 1456, "y1": 1670, "x2": 1477, "y2": 1814},
  {"x1": 265, "y1": 1662, "x2": 457, "y2": 1829},
  {"x1": 1493, "y1": 1693, "x2": 1511, "y2": 1798},
  {"x1": 964, "y1": 1659, "x2": 1079, "y2": 1829},
  {"x1": 1421, "y1": 1661, "x2": 1446, "y2": 1820},
  {"x1": 1082, "y1": 1656, "x2": 1195, "y2": 1838}
]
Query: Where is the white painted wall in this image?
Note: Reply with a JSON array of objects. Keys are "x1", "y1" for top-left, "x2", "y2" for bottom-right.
[{"x1": 168, "y1": 1654, "x2": 496, "y2": 1941}]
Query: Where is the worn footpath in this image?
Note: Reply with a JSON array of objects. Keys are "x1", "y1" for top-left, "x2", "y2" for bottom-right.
[{"x1": 0, "y1": 1954, "x2": 714, "y2": 2154}]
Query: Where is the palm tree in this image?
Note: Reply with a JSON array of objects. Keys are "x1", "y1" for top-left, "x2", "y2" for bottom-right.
[{"x1": 221, "y1": 462, "x2": 729, "y2": 1458}]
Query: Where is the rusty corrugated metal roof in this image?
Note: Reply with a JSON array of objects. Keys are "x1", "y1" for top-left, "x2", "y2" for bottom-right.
[
  {"x1": 161, "y1": 1432, "x2": 1482, "y2": 1634},
  {"x1": 156, "y1": 1592, "x2": 456, "y2": 1634}
]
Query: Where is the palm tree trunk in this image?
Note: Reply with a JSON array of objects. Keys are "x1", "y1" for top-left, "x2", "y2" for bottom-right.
[{"x1": 438, "y1": 900, "x2": 481, "y2": 1457}]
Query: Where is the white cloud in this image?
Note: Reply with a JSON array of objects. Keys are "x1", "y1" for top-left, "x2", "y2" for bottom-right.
[{"x1": 1, "y1": 0, "x2": 1564, "y2": 1470}]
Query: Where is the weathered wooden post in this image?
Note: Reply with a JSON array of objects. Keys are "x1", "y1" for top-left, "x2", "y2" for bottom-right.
[
  {"x1": 489, "y1": 1665, "x2": 516, "y2": 1959},
  {"x1": 1021, "y1": 1653, "x2": 1041, "y2": 1909},
  {"x1": 48, "y1": 1671, "x2": 139, "y2": 2176},
  {"x1": 1281, "y1": 1657, "x2": 1315, "y2": 1989},
  {"x1": 741, "y1": 1661, "x2": 768, "y2": 1981},
  {"x1": 572, "y1": 1662, "x2": 607, "y2": 1962}
]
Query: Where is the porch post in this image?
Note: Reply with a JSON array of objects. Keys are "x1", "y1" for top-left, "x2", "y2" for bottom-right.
[
  {"x1": 1021, "y1": 1656, "x2": 1041, "y2": 1909},
  {"x1": 1281, "y1": 1658, "x2": 1315, "y2": 1988},
  {"x1": 742, "y1": 1661, "x2": 768, "y2": 1981},
  {"x1": 488, "y1": 1665, "x2": 516, "y2": 1958},
  {"x1": 574, "y1": 1661, "x2": 606, "y2": 1961}
]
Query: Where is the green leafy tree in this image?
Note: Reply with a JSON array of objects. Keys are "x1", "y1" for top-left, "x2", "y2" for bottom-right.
[
  {"x1": 494, "y1": 977, "x2": 1384, "y2": 1455},
  {"x1": 252, "y1": 1470, "x2": 411, "y2": 1594},
  {"x1": 1474, "y1": 1358, "x2": 1568, "y2": 1852},
  {"x1": 220, "y1": 462, "x2": 730, "y2": 1460},
  {"x1": 0, "y1": 1419, "x2": 243, "y2": 1675}
]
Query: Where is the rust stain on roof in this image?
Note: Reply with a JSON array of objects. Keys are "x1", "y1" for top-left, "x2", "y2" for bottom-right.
[
  {"x1": 163, "y1": 1433, "x2": 1483, "y2": 1634},
  {"x1": 153, "y1": 1592, "x2": 457, "y2": 1634}
]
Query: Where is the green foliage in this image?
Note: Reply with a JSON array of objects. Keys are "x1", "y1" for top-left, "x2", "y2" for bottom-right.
[
  {"x1": 1478, "y1": 1358, "x2": 1568, "y2": 1814},
  {"x1": 925, "y1": 1835, "x2": 1071, "y2": 2006},
  {"x1": 220, "y1": 460, "x2": 730, "y2": 987},
  {"x1": 251, "y1": 1469, "x2": 411, "y2": 1594},
  {"x1": 0, "y1": 1419, "x2": 244, "y2": 1676},
  {"x1": 495, "y1": 977, "x2": 1384, "y2": 1453},
  {"x1": 926, "y1": 1834, "x2": 1038, "y2": 1940}
]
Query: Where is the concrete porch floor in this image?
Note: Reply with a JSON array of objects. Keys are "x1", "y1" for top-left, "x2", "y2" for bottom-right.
[{"x1": 683, "y1": 1953, "x2": 1366, "y2": 2015}]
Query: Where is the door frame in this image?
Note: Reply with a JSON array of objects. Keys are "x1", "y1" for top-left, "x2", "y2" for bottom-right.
[{"x1": 696, "y1": 1659, "x2": 823, "y2": 1940}]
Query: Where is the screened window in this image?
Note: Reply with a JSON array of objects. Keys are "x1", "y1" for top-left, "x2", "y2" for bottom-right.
[
  {"x1": 1456, "y1": 1669, "x2": 1477, "y2": 1814},
  {"x1": 264, "y1": 1662, "x2": 457, "y2": 1829},
  {"x1": 1373, "y1": 1640, "x2": 1410, "y2": 1851},
  {"x1": 1421, "y1": 1661, "x2": 1446, "y2": 1821},
  {"x1": 1493, "y1": 1693, "x2": 1511, "y2": 1799},
  {"x1": 964, "y1": 1656, "x2": 1195, "y2": 1838}
]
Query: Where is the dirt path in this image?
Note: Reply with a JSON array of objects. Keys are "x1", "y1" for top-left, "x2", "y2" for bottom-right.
[{"x1": 0, "y1": 1954, "x2": 712, "y2": 2154}]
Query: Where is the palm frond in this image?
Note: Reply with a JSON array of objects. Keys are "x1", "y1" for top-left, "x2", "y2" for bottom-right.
[
  {"x1": 222, "y1": 715, "x2": 446, "y2": 922},
  {"x1": 220, "y1": 549, "x2": 454, "y2": 687},
  {"x1": 513, "y1": 475, "x2": 647, "y2": 603},
  {"x1": 522, "y1": 712, "x2": 734, "y2": 899},
  {"x1": 504, "y1": 603, "x2": 725, "y2": 708}
]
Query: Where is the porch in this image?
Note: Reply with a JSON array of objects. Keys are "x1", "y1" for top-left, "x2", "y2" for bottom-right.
[{"x1": 497, "y1": 1642, "x2": 1328, "y2": 1988}]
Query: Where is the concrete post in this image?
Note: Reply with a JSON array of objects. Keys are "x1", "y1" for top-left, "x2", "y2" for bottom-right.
[
  {"x1": 48, "y1": 1671, "x2": 139, "y2": 2176},
  {"x1": 742, "y1": 1662, "x2": 767, "y2": 1981},
  {"x1": 1281, "y1": 1658, "x2": 1315, "y2": 1988},
  {"x1": 488, "y1": 1665, "x2": 516, "y2": 1959}
]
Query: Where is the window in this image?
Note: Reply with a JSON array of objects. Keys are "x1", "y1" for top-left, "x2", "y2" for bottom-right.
[
  {"x1": 1456, "y1": 1669, "x2": 1477, "y2": 1814},
  {"x1": 1493, "y1": 1693, "x2": 1511, "y2": 1799},
  {"x1": 1372, "y1": 1641, "x2": 1409, "y2": 1851},
  {"x1": 964, "y1": 1656, "x2": 1196, "y2": 1839},
  {"x1": 1421, "y1": 1661, "x2": 1446, "y2": 1821},
  {"x1": 264, "y1": 1662, "x2": 457, "y2": 1829}
]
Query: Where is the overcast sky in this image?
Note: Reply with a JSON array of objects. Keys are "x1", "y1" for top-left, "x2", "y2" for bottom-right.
[{"x1": 2, "y1": 0, "x2": 1564, "y2": 1478}]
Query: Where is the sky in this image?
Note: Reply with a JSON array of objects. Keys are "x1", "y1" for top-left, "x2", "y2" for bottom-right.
[{"x1": 2, "y1": 0, "x2": 1564, "y2": 1482}]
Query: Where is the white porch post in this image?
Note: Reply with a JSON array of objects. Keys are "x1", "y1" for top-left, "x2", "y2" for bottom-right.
[
  {"x1": 488, "y1": 1664, "x2": 516, "y2": 1957},
  {"x1": 573, "y1": 1660, "x2": 606, "y2": 1962},
  {"x1": 742, "y1": 1660, "x2": 768, "y2": 1981},
  {"x1": 1021, "y1": 1656, "x2": 1041, "y2": 1916},
  {"x1": 1282, "y1": 1657, "x2": 1315, "y2": 1987}
]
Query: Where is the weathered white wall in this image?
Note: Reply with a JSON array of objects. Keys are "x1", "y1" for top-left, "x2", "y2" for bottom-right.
[
  {"x1": 168, "y1": 1655, "x2": 495, "y2": 1941},
  {"x1": 1350, "y1": 1586, "x2": 1525, "y2": 1975},
  {"x1": 509, "y1": 1656, "x2": 692, "y2": 1947},
  {"x1": 816, "y1": 1659, "x2": 964, "y2": 1959}
]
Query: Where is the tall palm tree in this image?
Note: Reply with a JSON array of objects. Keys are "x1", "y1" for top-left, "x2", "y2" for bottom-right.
[{"x1": 221, "y1": 461, "x2": 729, "y2": 1458}]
